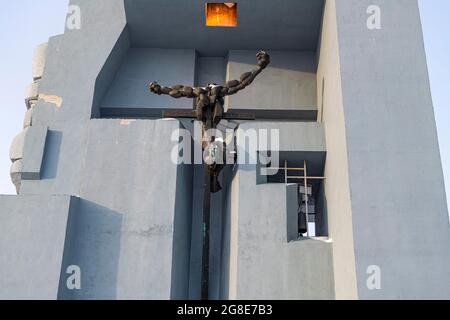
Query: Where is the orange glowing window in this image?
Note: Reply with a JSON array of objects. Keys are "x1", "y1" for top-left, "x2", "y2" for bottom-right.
[{"x1": 205, "y1": 3, "x2": 237, "y2": 27}]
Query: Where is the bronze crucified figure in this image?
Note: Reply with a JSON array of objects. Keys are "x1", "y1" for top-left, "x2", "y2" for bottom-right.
[{"x1": 149, "y1": 50, "x2": 270, "y2": 193}]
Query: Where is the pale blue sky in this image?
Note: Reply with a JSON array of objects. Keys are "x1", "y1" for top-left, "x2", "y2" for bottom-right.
[{"x1": 0, "y1": 1, "x2": 448, "y2": 215}]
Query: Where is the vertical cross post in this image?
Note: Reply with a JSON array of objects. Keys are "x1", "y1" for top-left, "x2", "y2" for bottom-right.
[
  {"x1": 201, "y1": 108, "x2": 213, "y2": 300},
  {"x1": 201, "y1": 165, "x2": 211, "y2": 300}
]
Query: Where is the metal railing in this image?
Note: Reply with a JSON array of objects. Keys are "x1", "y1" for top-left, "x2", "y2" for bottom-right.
[{"x1": 271, "y1": 161, "x2": 325, "y2": 237}]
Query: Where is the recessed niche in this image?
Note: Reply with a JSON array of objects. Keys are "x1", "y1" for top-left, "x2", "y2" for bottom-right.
[{"x1": 205, "y1": 3, "x2": 237, "y2": 27}]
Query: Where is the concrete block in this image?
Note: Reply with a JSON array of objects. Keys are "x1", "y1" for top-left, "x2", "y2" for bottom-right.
[
  {"x1": 9, "y1": 128, "x2": 29, "y2": 161},
  {"x1": 10, "y1": 160, "x2": 23, "y2": 194},
  {"x1": 25, "y1": 81, "x2": 40, "y2": 100},
  {"x1": 0, "y1": 195, "x2": 76, "y2": 299},
  {"x1": 25, "y1": 81, "x2": 40, "y2": 109},
  {"x1": 22, "y1": 126, "x2": 48, "y2": 180},
  {"x1": 23, "y1": 106, "x2": 34, "y2": 128},
  {"x1": 9, "y1": 126, "x2": 48, "y2": 184},
  {"x1": 32, "y1": 43, "x2": 48, "y2": 80},
  {"x1": 56, "y1": 119, "x2": 193, "y2": 299},
  {"x1": 222, "y1": 173, "x2": 335, "y2": 299}
]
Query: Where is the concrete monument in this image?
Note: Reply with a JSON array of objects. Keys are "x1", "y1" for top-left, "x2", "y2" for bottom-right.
[{"x1": 0, "y1": 0, "x2": 449, "y2": 300}]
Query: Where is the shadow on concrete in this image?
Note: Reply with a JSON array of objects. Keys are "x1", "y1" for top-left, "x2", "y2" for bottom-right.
[
  {"x1": 228, "y1": 51, "x2": 317, "y2": 73},
  {"x1": 41, "y1": 130, "x2": 62, "y2": 180},
  {"x1": 57, "y1": 198, "x2": 123, "y2": 300},
  {"x1": 170, "y1": 163, "x2": 194, "y2": 299}
]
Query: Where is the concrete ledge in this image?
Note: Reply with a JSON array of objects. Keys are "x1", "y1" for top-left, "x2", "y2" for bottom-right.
[{"x1": 9, "y1": 128, "x2": 28, "y2": 162}]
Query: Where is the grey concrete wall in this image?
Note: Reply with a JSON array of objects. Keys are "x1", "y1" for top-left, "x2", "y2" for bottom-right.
[
  {"x1": 21, "y1": 0, "x2": 128, "y2": 197},
  {"x1": 7, "y1": 0, "x2": 196, "y2": 300},
  {"x1": 9, "y1": 126, "x2": 48, "y2": 192},
  {"x1": 0, "y1": 195, "x2": 75, "y2": 299},
  {"x1": 101, "y1": 48, "x2": 197, "y2": 112},
  {"x1": 316, "y1": 0, "x2": 358, "y2": 299},
  {"x1": 2, "y1": 0, "x2": 329, "y2": 300},
  {"x1": 57, "y1": 119, "x2": 193, "y2": 299},
  {"x1": 92, "y1": 27, "x2": 131, "y2": 118},
  {"x1": 222, "y1": 167, "x2": 334, "y2": 299},
  {"x1": 124, "y1": 0, "x2": 325, "y2": 56},
  {"x1": 197, "y1": 57, "x2": 226, "y2": 87},
  {"x1": 21, "y1": 126, "x2": 48, "y2": 180},
  {"x1": 219, "y1": 168, "x2": 237, "y2": 299},
  {"x1": 334, "y1": 0, "x2": 450, "y2": 299},
  {"x1": 225, "y1": 50, "x2": 317, "y2": 111},
  {"x1": 4, "y1": 0, "x2": 448, "y2": 301},
  {"x1": 219, "y1": 122, "x2": 334, "y2": 299},
  {"x1": 239, "y1": 122, "x2": 325, "y2": 151}
]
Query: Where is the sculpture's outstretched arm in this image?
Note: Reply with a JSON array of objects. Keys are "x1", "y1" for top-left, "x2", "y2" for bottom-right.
[
  {"x1": 222, "y1": 50, "x2": 270, "y2": 96},
  {"x1": 149, "y1": 82, "x2": 198, "y2": 99}
]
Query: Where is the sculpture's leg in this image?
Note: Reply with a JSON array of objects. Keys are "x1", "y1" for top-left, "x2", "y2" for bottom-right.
[
  {"x1": 213, "y1": 99, "x2": 224, "y2": 125},
  {"x1": 211, "y1": 170, "x2": 223, "y2": 193},
  {"x1": 197, "y1": 94, "x2": 208, "y2": 122}
]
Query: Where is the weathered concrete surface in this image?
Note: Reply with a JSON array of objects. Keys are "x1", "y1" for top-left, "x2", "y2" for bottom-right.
[
  {"x1": 2, "y1": 0, "x2": 449, "y2": 301},
  {"x1": 225, "y1": 50, "x2": 317, "y2": 112},
  {"x1": 124, "y1": 0, "x2": 325, "y2": 56},
  {"x1": 101, "y1": 48, "x2": 197, "y2": 112},
  {"x1": 32, "y1": 43, "x2": 48, "y2": 80},
  {"x1": 9, "y1": 126, "x2": 48, "y2": 192},
  {"x1": 10, "y1": 160, "x2": 23, "y2": 194},
  {"x1": 334, "y1": 0, "x2": 450, "y2": 299},
  {"x1": 197, "y1": 57, "x2": 226, "y2": 87},
  {"x1": 316, "y1": 0, "x2": 358, "y2": 299},
  {"x1": 9, "y1": 129, "x2": 28, "y2": 162},
  {"x1": 21, "y1": 126, "x2": 48, "y2": 180},
  {"x1": 57, "y1": 119, "x2": 193, "y2": 299},
  {"x1": 0, "y1": 195, "x2": 76, "y2": 300},
  {"x1": 219, "y1": 122, "x2": 334, "y2": 299},
  {"x1": 221, "y1": 169, "x2": 334, "y2": 299},
  {"x1": 21, "y1": 0, "x2": 128, "y2": 196},
  {"x1": 23, "y1": 106, "x2": 34, "y2": 128},
  {"x1": 25, "y1": 81, "x2": 40, "y2": 108}
]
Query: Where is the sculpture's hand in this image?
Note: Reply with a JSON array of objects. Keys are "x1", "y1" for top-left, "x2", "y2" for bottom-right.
[
  {"x1": 149, "y1": 81, "x2": 162, "y2": 95},
  {"x1": 256, "y1": 50, "x2": 270, "y2": 69}
]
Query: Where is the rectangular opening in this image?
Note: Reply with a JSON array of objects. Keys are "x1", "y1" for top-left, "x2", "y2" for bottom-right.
[
  {"x1": 205, "y1": 3, "x2": 237, "y2": 27},
  {"x1": 257, "y1": 152, "x2": 329, "y2": 239}
]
